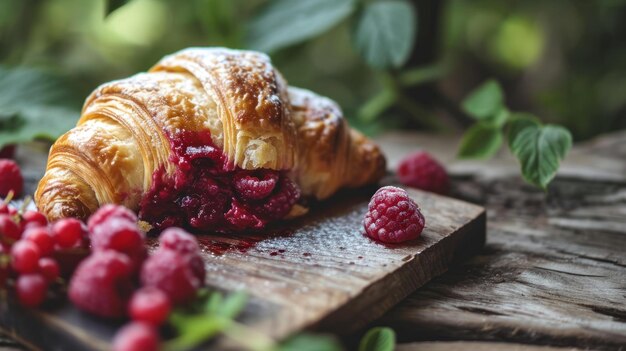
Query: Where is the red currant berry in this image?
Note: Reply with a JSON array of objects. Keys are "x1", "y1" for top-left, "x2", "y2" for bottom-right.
[
  {"x1": 38, "y1": 258, "x2": 60, "y2": 282},
  {"x1": 52, "y1": 218, "x2": 85, "y2": 249},
  {"x1": 16, "y1": 273, "x2": 48, "y2": 307},
  {"x1": 11, "y1": 240, "x2": 41, "y2": 274},
  {"x1": 22, "y1": 211, "x2": 48, "y2": 228},
  {"x1": 24, "y1": 227, "x2": 55, "y2": 257},
  {"x1": 0, "y1": 214, "x2": 21, "y2": 241},
  {"x1": 112, "y1": 322, "x2": 159, "y2": 351},
  {"x1": 128, "y1": 287, "x2": 171, "y2": 326}
]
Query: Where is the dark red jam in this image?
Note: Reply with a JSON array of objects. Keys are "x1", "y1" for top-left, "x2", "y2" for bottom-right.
[{"x1": 139, "y1": 131, "x2": 300, "y2": 233}]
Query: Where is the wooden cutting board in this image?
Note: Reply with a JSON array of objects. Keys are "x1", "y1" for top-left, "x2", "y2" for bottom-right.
[{"x1": 0, "y1": 186, "x2": 485, "y2": 351}]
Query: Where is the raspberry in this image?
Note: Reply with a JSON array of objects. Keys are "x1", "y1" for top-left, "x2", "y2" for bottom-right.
[
  {"x1": 112, "y1": 322, "x2": 160, "y2": 351},
  {"x1": 187, "y1": 254, "x2": 205, "y2": 287},
  {"x1": 0, "y1": 214, "x2": 21, "y2": 241},
  {"x1": 22, "y1": 211, "x2": 48, "y2": 228},
  {"x1": 38, "y1": 257, "x2": 60, "y2": 282},
  {"x1": 24, "y1": 227, "x2": 55, "y2": 257},
  {"x1": 128, "y1": 287, "x2": 171, "y2": 326},
  {"x1": 233, "y1": 170, "x2": 279, "y2": 200},
  {"x1": 185, "y1": 193, "x2": 228, "y2": 230},
  {"x1": 397, "y1": 151, "x2": 450, "y2": 195},
  {"x1": 140, "y1": 248, "x2": 204, "y2": 305},
  {"x1": 87, "y1": 204, "x2": 138, "y2": 233},
  {"x1": 252, "y1": 176, "x2": 300, "y2": 220},
  {"x1": 90, "y1": 218, "x2": 145, "y2": 258},
  {"x1": 0, "y1": 159, "x2": 23, "y2": 197},
  {"x1": 225, "y1": 200, "x2": 265, "y2": 230},
  {"x1": 11, "y1": 240, "x2": 41, "y2": 274},
  {"x1": 16, "y1": 273, "x2": 48, "y2": 307},
  {"x1": 159, "y1": 227, "x2": 199, "y2": 255},
  {"x1": 363, "y1": 186, "x2": 425, "y2": 244},
  {"x1": 52, "y1": 218, "x2": 85, "y2": 248},
  {"x1": 68, "y1": 250, "x2": 135, "y2": 318}
]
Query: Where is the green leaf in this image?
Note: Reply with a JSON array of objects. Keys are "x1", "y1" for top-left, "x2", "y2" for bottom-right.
[
  {"x1": 506, "y1": 112, "x2": 541, "y2": 149},
  {"x1": 352, "y1": 0, "x2": 417, "y2": 69},
  {"x1": 0, "y1": 66, "x2": 80, "y2": 148},
  {"x1": 277, "y1": 333, "x2": 344, "y2": 351},
  {"x1": 509, "y1": 124, "x2": 572, "y2": 189},
  {"x1": 462, "y1": 79, "x2": 504, "y2": 120},
  {"x1": 359, "y1": 327, "x2": 395, "y2": 351},
  {"x1": 106, "y1": 0, "x2": 130, "y2": 16},
  {"x1": 489, "y1": 107, "x2": 510, "y2": 127},
  {"x1": 203, "y1": 291, "x2": 223, "y2": 314},
  {"x1": 248, "y1": 0, "x2": 356, "y2": 52},
  {"x1": 164, "y1": 315, "x2": 230, "y2": 351},
  {"x1": 217, "y1": 291, "x2": 247, "y2": 318},
  {"x1": 458, "y1": 122, "x2": 503, "y2": 159}
]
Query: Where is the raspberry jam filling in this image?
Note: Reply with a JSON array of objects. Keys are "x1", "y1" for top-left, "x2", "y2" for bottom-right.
[{"x1": 138, "y1": 131, "x2": 300, "y2": 232}]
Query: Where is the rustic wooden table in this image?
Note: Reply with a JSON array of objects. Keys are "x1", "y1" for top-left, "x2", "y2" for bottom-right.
[{"x1": 2, "y1": 131, "x2": 625, "y2": 350}]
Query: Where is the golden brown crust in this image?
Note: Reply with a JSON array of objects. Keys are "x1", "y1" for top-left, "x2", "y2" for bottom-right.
[
  {"x1": 151, "y1": 48, "x2": 297, "y2": 170},
  {"x1": 35, "y1": 48, "x2": 386, "y2": 222},
  {"x1": 289, "y1": 87, "x2": 386, "y2": 199}
]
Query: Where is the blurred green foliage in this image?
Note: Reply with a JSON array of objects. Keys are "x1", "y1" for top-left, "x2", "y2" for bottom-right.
[{"x1": 0, "y1": 0, "x2": 625, "y2": 145}]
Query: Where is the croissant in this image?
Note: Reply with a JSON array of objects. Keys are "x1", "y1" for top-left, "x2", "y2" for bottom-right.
[{"x1": 35, "y1": 48, "x2": 385, "y2": 232}]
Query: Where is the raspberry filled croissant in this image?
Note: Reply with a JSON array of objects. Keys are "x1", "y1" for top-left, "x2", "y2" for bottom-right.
[{"x1": 35, "y1": 48, "x2": 385, "y2": 231}]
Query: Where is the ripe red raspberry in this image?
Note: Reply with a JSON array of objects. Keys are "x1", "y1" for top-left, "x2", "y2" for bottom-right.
[
  {"x1": 112, "y1": 322, "x2": 160, "y2": 351},
  {"x1": 22, "y1": 211, "x2": 48, "y2": 228},
  {"x1": 252, "y1": 176, "x2": 300, "y2": 220},
  {"x1": 90, "y1": 218, "x2": 146, "y2": 270},
  {"x1": 363, "y1": 186, "x2": 425, "y2": 244},
  {"x1": 0, "y1": 159, "x2": 23, "y2": 197},
  {"x1": 233, "y1": 170, "x2": 279, "y2": 200},
  {"x1": 68, "y1": 250, "x2": 135, "y2": 318},
  {"x1": 225, "y1": 200, "x2": 265, "y2": 230},
  {"x1": 24, "y1": 227, "x2": 55, "y2": 257},
  {"x1": 11, "y1": 240, "x2": 41, "y2": 274},
  {"x1": 52, "y1": 218, "x2": 85, "y2": 248},
  {"x1": 397, "y1": 151, "x2": 450, "y2": 195},
  {"x1": 91, "y1": 218, "x2": 145, "y2": 254},
  {"x1": 140, "y1": 248, "x2": 204, "y2": 305},
  {"x1": 38, "y1": 257, "x2": 60, "y2": 282},
  {"x1": 16, "y1": 273, "x2": 48, "y2": 307},
  {"x1": 159, "y1": 227, "x2": 199, "y2": 255},
  {"x1": 87, "y1": 204, "x2": 137, "y2": 233},
  {"x1": 0, "y1": 214, "x2": 21, "y2": 241},
  {"x1": 128, "y1": 287, "x2": 171, "y2": 326}
]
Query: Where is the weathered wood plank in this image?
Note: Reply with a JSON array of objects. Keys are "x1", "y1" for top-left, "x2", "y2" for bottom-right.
[
  {"x1": 374, "y1": 132, "x2": 626, "y2": 351},
  {"x1": 396, "y1": 341, "x2": 583, "y2": 351},
  {"x1": 0, "y1": 169, "x2": 485, "y2": 350}
]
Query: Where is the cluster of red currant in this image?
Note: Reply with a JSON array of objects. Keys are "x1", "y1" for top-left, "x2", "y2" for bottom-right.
[{"x1": 0, "y1": 201, "x2": 88, "y2": 307}]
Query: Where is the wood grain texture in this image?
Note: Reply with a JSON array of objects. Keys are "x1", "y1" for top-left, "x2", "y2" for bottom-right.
[
  {"x1": 376, "y1": 131, "x2": 626, "y2": 351},
  {"x1": 0, "y1": 168, "x2": 485, "y2": 350},
  {"x1": 396, "y1": 341, "x2": 583, "y2": 351}
]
